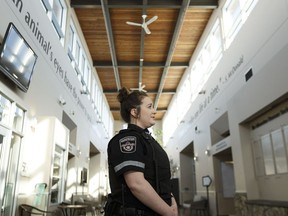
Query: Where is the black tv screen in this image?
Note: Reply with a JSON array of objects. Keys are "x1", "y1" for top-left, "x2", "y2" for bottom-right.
[{"x1": 0, "y1": 23, "x2": 37, "y2": 92}]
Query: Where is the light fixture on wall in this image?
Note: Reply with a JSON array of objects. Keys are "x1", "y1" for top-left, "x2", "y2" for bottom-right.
[
  {"x1": 195, "y1": 126, "x2": 200, "y2": 134},
  {"x1": 199, "y1": 90, "x2": 206, "y2": 95},
  {"x1": 77, "y1": 146, "x2": 81, "y2": 157},
  {"x1": 77, "y1": 150, "x2": 81, "y2": 157},
  {"x1": 58, "y1": 96, "x2": 66, "y2": 106},
  {"x1": 30, "y1": 117, "x2": 37, "y2": 130},
  {"x1": 193, "y1": 155, "x2": 198, "y2": 161},
  {"x1": 80, "y1": 89, "x2": 88, "y2": 95},
  {"x1": 205, "y1": 149, "x2": 210, "y2": 156}
]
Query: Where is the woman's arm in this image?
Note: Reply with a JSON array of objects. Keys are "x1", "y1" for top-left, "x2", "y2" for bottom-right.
[
  {"x1": 170, "y1": 195, "x2": 178, "y2": 216},
  {"x1": 124, "y1": 171, "x2": 177, "y2": 216}
]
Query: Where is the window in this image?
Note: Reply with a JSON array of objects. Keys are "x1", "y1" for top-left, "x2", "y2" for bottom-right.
[
  {"x1": 102, "y1": 103, "x2": 109, "y2": 134},
  {"x1": 68, "y1": 21, "x2": 92, "y2": 94},
  {"x1": 252, "y1": 140, "x2": 265, "y2": 176},
  {"x1": 83, "y1": 64, "x2": 91, "y2": 92},
  {"x1": 177, "y1": 76, "x2": 191, "y2": 121},
  {"x1": 41, "y1": 0, "x2": 67, "y2": 45},
  {"x1": 75, "y1": 41, "x2": 81, "y2": 68},
  {"x1": 80, "y1": 54, "x2": 85, "y2": 75},
  {"x1": 13, "y1": 105, "x2": 24, "y2": 133},
  {"x1": 209, "y1": 19, "x2": 223, "y2": 68},
  {"x1": 0, "y1": 93, "x2": 25, "y2": 215},
  {"x1": 163, "y1": 0, "x2": 259, "y2": 145},
  {"x1": 252, "y1": 125, "x2": 288, "y2": 176},
  {"x1": 97, "y1": 89, "x2": 103, "y2": 118},
  {"x1": 163, "y1": 101, "x2": 178, "y2": 143},
  {"x1": 222, "y1": 0, "x2": 258, "y2": 48},
  {"x1": 271, "y1": 129, "x2": 287, "y2": 174},
  {"x1": 67, "y1": 25, "x2": 75, "y2": 60},
  {"x1": 240, "y1": 0, "x2": 258, "y2": 21},
  {"x1": 261, "y1": 134, "x2": 275, "y2": 175},
  {"x1": 0, "y1": 95, "x2": 12, "y2": 126},
  {"x1": 91, "y1": 77, "x2": 96, "y2": 105},
  {"x1": 222, "y1": 0, "x2": 242, "y2": 47},
  {"x1": 190, "y1": 62, "x2": 204, "y2": 101}
]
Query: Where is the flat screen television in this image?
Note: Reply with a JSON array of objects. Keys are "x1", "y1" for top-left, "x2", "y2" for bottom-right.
[{"x1": 0, "y1": 23, "x2": 38, "y2": 92}]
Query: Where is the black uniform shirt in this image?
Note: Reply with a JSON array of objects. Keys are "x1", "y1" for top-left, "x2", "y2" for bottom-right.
[{"x1": 107, "y1": 124, "x2": 172, "y2": 211}]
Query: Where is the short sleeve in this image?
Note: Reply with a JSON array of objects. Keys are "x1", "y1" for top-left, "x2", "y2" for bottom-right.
[{"x1": 108, "y1": 133, "x2": 146, "y2": 176}]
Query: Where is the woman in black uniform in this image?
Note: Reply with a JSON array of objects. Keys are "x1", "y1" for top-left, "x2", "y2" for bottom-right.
[{"x1": 106, "y1": 87, "x2": 178, "y2": 216}]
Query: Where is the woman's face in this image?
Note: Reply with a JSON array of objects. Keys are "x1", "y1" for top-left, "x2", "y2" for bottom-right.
[{"x1": 137, "y1": 96, "x2": 156, "y2": 129}]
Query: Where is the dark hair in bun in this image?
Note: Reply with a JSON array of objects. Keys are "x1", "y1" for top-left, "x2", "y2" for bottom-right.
[{"x1": 117, "y1": 87, "x2": 148, "y2": 123}]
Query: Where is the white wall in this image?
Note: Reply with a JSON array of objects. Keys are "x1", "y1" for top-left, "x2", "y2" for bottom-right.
[
  {"x1": 164, "y1": 0, "x2": 288, "y2": 212},
  {"x1": 0, "y1": 0, "x2": 110, "y2": 206}
]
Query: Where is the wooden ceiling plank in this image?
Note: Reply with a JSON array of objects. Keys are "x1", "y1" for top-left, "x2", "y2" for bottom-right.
[{"x1": 74, "y1": 1, "x2": 216, "y2": 121}]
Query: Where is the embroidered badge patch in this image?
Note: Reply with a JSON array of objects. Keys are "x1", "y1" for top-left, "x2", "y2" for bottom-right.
[{"x1": 119, "y1": 136, "x2": 136, "y2": 153}]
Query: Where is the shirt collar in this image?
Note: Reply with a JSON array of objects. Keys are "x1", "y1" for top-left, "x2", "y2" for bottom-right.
[{"x1": 127, "y1": 124, "x2": 150, "y2": 134}]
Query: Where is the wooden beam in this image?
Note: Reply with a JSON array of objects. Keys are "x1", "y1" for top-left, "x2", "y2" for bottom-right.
[
  {"x1": 104, "y1": 90, "x2": 176, "y2": 94},
  {"x1": 71, "y1": 0, "x2": 218, "y2": 8},
  {"x1": 93, "y1": 61, "x2": 189, "y2": 68}
]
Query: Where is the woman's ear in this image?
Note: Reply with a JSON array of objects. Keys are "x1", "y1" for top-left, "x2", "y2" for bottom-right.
[{"x1": 130, "y1": 108, "x2": 138, "y2": 118}]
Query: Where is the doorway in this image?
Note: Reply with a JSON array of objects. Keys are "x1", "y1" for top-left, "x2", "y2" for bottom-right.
[
  {"x1": 88, "y1": 143, "x2": 101, "y2": 198},
  {"x1": 61, "y1": 112, "x2": 77, "y2": 201},
  {"x1": 213, "y1": 147, "x2": 236, "y2": 215},
  {"x1": 179, "y1": 142, "x2": 196, "y2": 205}
]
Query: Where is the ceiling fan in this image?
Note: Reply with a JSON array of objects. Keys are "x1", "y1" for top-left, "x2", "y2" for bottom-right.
[
  {"x1": 126, "y1": 14, "x2": 158, "y2": 34},
  {"x1": 130, "y1": 82, "x2": 147, "y2": 92}
]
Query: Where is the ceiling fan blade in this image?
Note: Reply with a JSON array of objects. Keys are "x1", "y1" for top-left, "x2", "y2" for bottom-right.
[
  {"x1": 146, "y1": 16, "x2": 158, "y2": 25},
  {"x1": 143, "y1": 25, "x2": 151, "y2": 34},
  {"x1": 126, "y1": 21, "x2": 142, "y2": 27}
]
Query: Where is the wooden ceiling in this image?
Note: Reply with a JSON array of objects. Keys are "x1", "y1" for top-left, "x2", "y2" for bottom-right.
[{"x1": 71, "y1": 0, "x2": 218, "y2": 121}]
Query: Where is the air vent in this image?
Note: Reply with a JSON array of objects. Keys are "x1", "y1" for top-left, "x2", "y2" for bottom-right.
[{"x1": 245, "y1": 68, "x2": 253, "y2": 82}]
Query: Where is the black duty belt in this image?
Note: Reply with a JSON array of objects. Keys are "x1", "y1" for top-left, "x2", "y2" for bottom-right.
[{"x1": 113, "y1": 204, "x2": 157, "y2": 216}]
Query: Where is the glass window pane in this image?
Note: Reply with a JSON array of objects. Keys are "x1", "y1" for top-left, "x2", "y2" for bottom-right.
[
  {"x1": 52, "y1": 0, "x2": 63, "y2": 25},
  {"x1": 0, "y1": 127, "x2": 8, "y2": 172},
  {"x1": 271, "y1": 129, "x2": 287, "y2": 174},
  {"x1": 68, "y1": 26, "x2": 74, "y2": 53},
  {"x1": 283, "y1": 125, "x2": 288, "y2": 163},
  {"x1": 240, "y1": 0, "x2": 258, "y2": 14},
  {"x1": 261, "y1": 134, "x2": 275, "y2": 175},
  {"x1": 210, "y1": 20, "x2": 222, "y2": 63},
  {"x1": 75, "y1": 41, "x2": 80, "y2": 66},
  {"x1": 252, "y1": 140, "x2": 265, "y2": 176},
  {"x1": 13, "y1": 106, "x2": 24, "y2": 132},
  {"x1": 222, "y1": 0, "x2": 242, "y2": 47},
  {"x1": 0, "y1": 95, "x2": 12, "y2": 126},
  {"x1": 223, "y1": 0, "x2": 241, "y2": 32},
  {"x1": 80, "y1": 54, "x2": 85, "y2": 75},
  {"x1": 85, "y1": 66, "x2": 91, "y2": 91},
  {"x1": 41, "y1": 0, "x2": 66, "y2": 42}
]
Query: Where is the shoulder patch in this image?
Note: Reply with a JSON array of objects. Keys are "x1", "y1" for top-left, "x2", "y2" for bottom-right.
[{"x1": 119, "y1": 136, "x2": 137, "y2": 153}]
